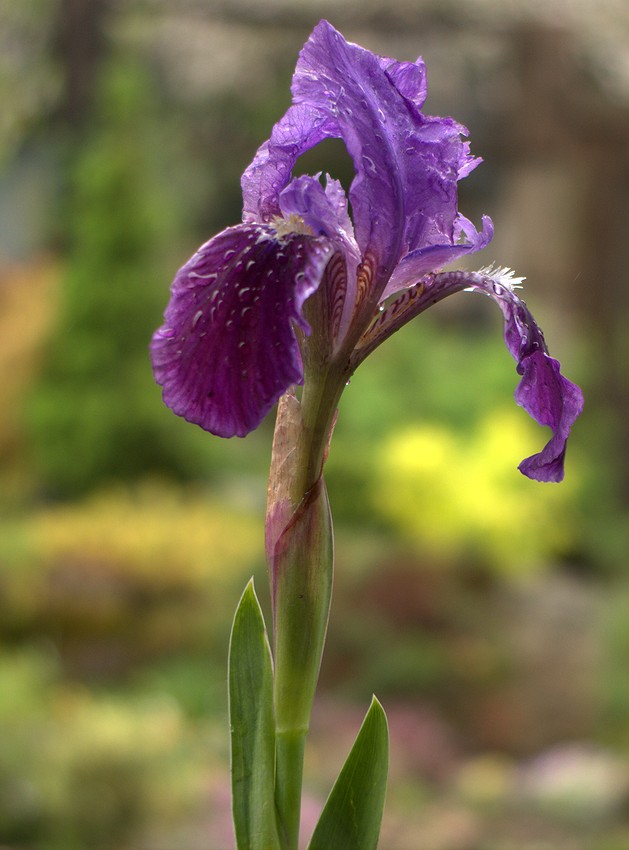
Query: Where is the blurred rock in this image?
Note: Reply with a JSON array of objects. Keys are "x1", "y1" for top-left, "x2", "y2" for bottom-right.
[
  {"x1": 455, "y1": 753, "x2": 517, "y2": 811},
  {"x1": 517, "y1": 743, "x2": 629, "y2": 821}
]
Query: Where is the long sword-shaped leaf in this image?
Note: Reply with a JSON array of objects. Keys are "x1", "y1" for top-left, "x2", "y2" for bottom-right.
[
  {"x1": 229, "y1": 580, "x2": 281, "y2": 850},
  {"x1": 307, "y1": 696, "x2": 389, "y2": 850}
]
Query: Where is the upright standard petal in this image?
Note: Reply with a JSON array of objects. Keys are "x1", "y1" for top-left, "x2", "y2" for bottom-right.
[
  {"x1": 150, "y1": 224, "x2": 334, "y2": 438},
  {"x1": 242, "y1": 20, "x2": 488, "y2": 301},
  {"x1": 280, "y1": 175, "x2": 361, "y2": 342},
  {"x1": 381, "y1": 215, "x2": 494, "y2": 300},
  {"x1": 241, "y1": 104, "x2": 335, "y2": 224},
  {"x1": 378, "y1": 55, "x2": 428, "y2": 110}
]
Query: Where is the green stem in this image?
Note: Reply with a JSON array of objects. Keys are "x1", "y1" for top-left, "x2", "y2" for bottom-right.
[
  {"x1": 275, "y1": 730, "x2": 307, "y2": 850},
  {"x1": 268, "y1": 369, "x2": 341, "y2": 850},
  {"x1": 295, "y1": 367, "x2": 346, "y2": 496}
]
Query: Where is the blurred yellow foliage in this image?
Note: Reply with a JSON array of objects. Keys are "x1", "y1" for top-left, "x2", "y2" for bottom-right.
[
  {"x1": 31, "y1": 480, "x2": 262, "y2": 587},
  {"x1": 372, "y1": 409, "x2": 581, "y2": 571}
]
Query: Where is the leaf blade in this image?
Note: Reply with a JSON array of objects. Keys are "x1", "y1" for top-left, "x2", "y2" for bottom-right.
[
  {"x1": 229, "y1": 580, "x2": 281, "y2": 850},
  {"x1": 307, "y1": 696, "x2": 389, "y2": 850}
]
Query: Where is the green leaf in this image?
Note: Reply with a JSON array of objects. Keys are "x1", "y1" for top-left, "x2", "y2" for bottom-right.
[
  {"x1": 307, "y1": 696, "x2": 389, "y2": 850},
  {"x1": 229, "y1": 580, "x2": 281, "y2": 850}
]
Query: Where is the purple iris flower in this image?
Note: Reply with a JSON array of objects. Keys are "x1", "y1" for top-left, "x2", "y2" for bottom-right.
[{"x1": 151, "y1": 20, "x2": 583, "y2": 482}]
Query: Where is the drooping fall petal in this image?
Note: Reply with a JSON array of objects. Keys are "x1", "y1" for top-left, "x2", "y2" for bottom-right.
[
  {"x1": 353, "y1": 267, "x2": 583, "y2": 482},
  {"x1": 150, "y1": 223, "x2": 333, "y2": 437}
]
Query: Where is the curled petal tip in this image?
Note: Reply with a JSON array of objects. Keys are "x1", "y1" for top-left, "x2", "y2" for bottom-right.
[{"x1": 515, "y1": 352, "x2": 584, "y2": 483}]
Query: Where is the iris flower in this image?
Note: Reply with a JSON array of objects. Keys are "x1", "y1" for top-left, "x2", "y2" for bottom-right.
[{"x1": 151, "y1": 19, "x2": 582, "y2": 483}]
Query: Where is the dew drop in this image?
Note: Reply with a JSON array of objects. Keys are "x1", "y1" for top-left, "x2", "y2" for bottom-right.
[
  {"x1": 192, "y1": 309, "x2": 203, "y2": 327},
  {"x1": 362, "y1": 155, "x2": 377, "y2": 175}
]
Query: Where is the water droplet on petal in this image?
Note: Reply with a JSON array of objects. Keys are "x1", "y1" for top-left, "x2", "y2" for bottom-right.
[{"x1": 362, "y1": 155, "x2": 377, "y2": 175}]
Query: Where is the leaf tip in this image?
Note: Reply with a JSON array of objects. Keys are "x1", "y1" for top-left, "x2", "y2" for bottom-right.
[{"x1": 367, "y1": 695, "x2": 388, "y2": 727}]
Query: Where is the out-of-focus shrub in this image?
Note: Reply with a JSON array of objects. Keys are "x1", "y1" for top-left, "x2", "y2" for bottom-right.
[
  {"x1": 0, "y1": 481, "x2": 264, "y2": 667},
  {"x1": 0, "y1": 648, "x2": 208, "y2": 848},
  {"x1": 23, "y1": 58, "x2": 213, "y2": 496},
  {"x1": 371, "y1": 408, "x2": 582, "y2": 572}
]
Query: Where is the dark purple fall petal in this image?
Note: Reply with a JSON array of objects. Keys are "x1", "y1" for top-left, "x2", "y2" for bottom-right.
[{"x1": 150, "y1": 224, "x2": 334, "y2": 437}]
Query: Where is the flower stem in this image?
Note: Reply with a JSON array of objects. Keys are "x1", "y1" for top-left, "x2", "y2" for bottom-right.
[
  {"x1": 266, "y1": 368, "x2": 341, "y2": 850},
  {"x1": 275, "y1": 729, "x2": 307, "y2": 850}
]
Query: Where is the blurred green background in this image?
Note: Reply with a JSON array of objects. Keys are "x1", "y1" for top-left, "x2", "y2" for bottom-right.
[{"x1": 1, "y1": 1, "x2": 628, "y2": 848}]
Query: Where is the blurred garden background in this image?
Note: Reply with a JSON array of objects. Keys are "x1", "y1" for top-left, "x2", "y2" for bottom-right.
[{"x1": 1, "y1": 0, "x2": 629, "y2": 848}]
